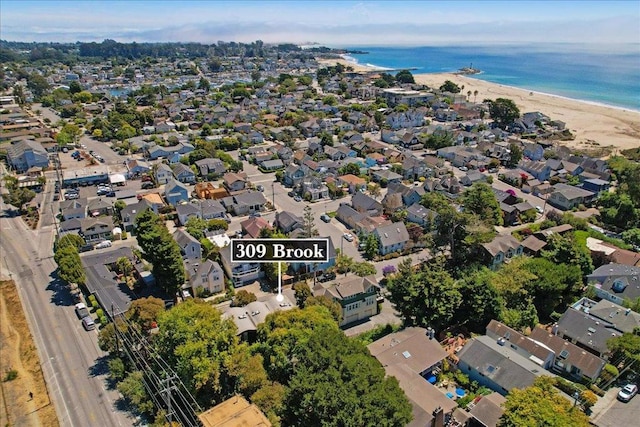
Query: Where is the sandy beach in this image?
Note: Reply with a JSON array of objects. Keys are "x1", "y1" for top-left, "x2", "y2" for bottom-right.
[{"x1": 317, "y1": 58, "x2": 640, "y2": 153}]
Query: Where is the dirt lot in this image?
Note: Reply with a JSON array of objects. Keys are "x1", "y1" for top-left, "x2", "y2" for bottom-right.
[{"x1": 0, "y1": 280, "x2": 59, "y2": 427}]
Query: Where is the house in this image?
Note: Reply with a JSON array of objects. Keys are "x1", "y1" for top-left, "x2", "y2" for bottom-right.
[
  {"x1": 222, "y1": 294, "x2": 295, "y2": 342},
  {"x1": 155, "y1": 163, "x2": 173, "y2": 185},
  {"x1": 194, "y1": 158, "x2": 226, "y2": 177},
  {"x1": 555, "y1": 306, "x2": 622, "y2": 357},
  {"x1": 126, "y1": 159, "x2": 151, "y2": 177},
  {"x1": 198, "y1": 395, "x2": 272, "y2": 427},
  {"x1": 173, "y1": 229, "x2": 202, "y2": 260},
  {"x1": 387, "y1": 182, "x2": 424, "y2": 207},
  {"x1": 336, "y1": 203, "x2": 365, "y2": 229},
  {"x1": 351, "y1": 192, "x2": 383, "y2": 216},
  {"x1": 87, "y1": 198, "x2": 114, "y2": 217},
  {"x1": 401, "y1": 157, "x2": 428, "y2": 181},
  {"x1": 315, "y1": 275, "x2": 379, "y2": 326},
  {"x1": 370, "y1": 168, "x2": 403, "y2": 185},
  {"x1": 582, "y1": 178, "x2": 610, "y2": 194},
  {"x1": 521, "y1": 235, "x2": 547, "y2": 256},
  {"x1": 456, "y1": 335, "x2": 555, "y2": 396},
  {"x1": 175, "y1": 202, "x2": 201, "y2": 226},
  {"x1": 406, "y1": 205, "x2": 438, "y2": 229},
  {"x1": 460, "y1": 170, "x2": 487, "y2": 187},
  {"x1": 548, "y1": 184, "x2": 595, "y2": 210},
  {"x1": 520, "y1": 160, "x2": 552, "y2": 181},
  {"x1": 259, "y1": 158, "x2": 285, "y2": 171},
  {"x1": 290, "y1": 236, "x2": 337, "y2": 274},
  {"x1": 382, "y1": 192, "x2": 404, "y2": 214},
  {"x1": 240, "y1": 217, "x2": 271, "y2": 239},
  {"x1": 219, "y1": 245, "x2": 263, "y2": 287},
  {"x1": 481, "y1": 235, "x2": 523, "y2": 269},
  {"x1": 227, "y1": 192, "x2": 267, "y2": 216},
  {"x1": 375, "y1": 222, "x2": 410, "y2": 256},
  {"x1": 485, "y1": 320, "x2": 555, "y2": 370},
  {"x1": 283, "y1": 164, "x2": 308, "y2": 187},
  {"x1": 6, "y1": 139, "x2": 49, "y2": 172},
  {"x1": 337, "y1": 174, "x2": 367, "y2": 194},
  {"x1": 194, "y1": 182, "x2": 228, "y2": 200},
  {"x1": 186, "y1": 259, "x2": 225, "y2": 295},
  {"x1": 172, "y1": 163, "x2": 196, "y2": 183},
  {"x1": 529, "y1": 327, "x2": 606, "y2": 382},
  {"x1": 60, "y1": 199, "x2": 87, "y2": 221},
  {"x1": 587, "y1": 264, "x2": 640, "y2": 306},
  {"x1": 223, "y1": 172, "x2": 248, "y2": 192},
  {"x1": 301, "y1": 178, "x2": 329, "y2": 201},
  {"x1": 164, "y1": 179, "x2": 190, "y2": 206},
  {"x1": 120, "y1": 199, "x2": 160, "y2": 232},
  {"x1": 275, "y1": 211, "x2": 303, "y2": 234},
  {"x1": 80, "y1": 217, "x2": 114, "y2": 243},
  {"x1": 367, "y1": 327, "x2": 456, "y2": 427},
  {"x1": 533, "y1": 223, "x2": 574, "y2": 241},
  {"x1": 523, "y1": 143, "x2": 545, "y2": 161}
]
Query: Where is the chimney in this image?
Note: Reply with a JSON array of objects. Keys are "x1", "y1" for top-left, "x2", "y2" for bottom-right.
[{"x1": 432, "y1": 406, "x2": 444, "y2": 427}]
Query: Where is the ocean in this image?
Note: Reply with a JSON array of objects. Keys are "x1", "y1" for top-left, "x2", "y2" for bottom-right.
[{"x1": 343, "y1": 45, "x2": 640, "y2": 111}]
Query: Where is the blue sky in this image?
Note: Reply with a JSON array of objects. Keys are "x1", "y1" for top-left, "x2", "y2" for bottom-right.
[{"x1": 1, "y1": 1, "x2": 639, "y2": 46}]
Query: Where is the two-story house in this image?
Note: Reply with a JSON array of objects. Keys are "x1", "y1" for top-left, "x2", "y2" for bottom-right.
[
  {"x1": 186, "y1": 259, "x2": 225, "y2": 295},
  {"x1": 80, "y1": 217, "x2": 114, "y2": 243},
  {"x1": 587, "y1": 264, "x2": 640, "y2": 306},
  {"x1": 375, "y1": 222, "x2": 410, "y2": 255},
  {"x1": 6, "y1": 139, "x2": 49, "y2": 172},
  {"x1": 315, "y1": 274, "x2": 379, "y2": 326},
  {"x1": 174, "y1": 229, "x2": 202, "y2": 260},
  {"x1": 548, "y1": 184, "x2": 595, "y2": 210},
  {"x1": 481, "y1": 234, "x2": 523, "y2": 269},
  {"x1": 351, "y1": 192, "x2": 383, "y2": 217},
  {"x1": 223, "y1": 172, "x2": 248, "y2": 192},
  {"x1": 172, "y1": 163, "x2": 196, "y2": 184},
  {"x1": 219, "y1": 245, "x2": 263, "y2": 287},
  {"x1": 164, "y1": 179, "x2": 190, "y2": 206},
  {"x1": 155, "y1": 163, "x2": 173, "y2": 185}
]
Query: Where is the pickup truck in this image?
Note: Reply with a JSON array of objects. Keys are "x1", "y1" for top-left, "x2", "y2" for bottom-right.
[{"x1": 75, "y1": 303, "x2": 90, "y2": 319}]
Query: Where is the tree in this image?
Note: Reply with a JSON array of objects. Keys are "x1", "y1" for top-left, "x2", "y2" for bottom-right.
[
  {"x1": 55, "y1": 234, "x2": 85, "y2": 251},
  {"x1": 363, "y1": 233, "x2": 380, "y2": 260},
  {"x1": 522, "y1": 258, "x2": 582, "y2": 320},
  {"x1": 281, "y1": 328, "x2": 412, "y2": 427},
  {"x1": 231, "y1": 290, "x2": 257, "y2": 307},
  {"x1": 293, "y1": 282, "x2": 312, "y2": 308},
  {"x1": 498, "y1": 376, "x2": 589, "y2": 427},
  {"x1": 305, "y1": 295, "x2": 343, "y2": 324},
  {"x1": 457, "y1": 268, "x2": 504, "y2": 332},
  {"x1": 27, "y1": 73, "x2": 50, "y2": 98},
  {"x1": 395, "y1": 69, "x2": 415, "y2": 84},
  {"x1": 301, "y1": 205, "x2": 317, "y2": 237},
  {"x1": 487, "y1": 98, "x2": 520, "y2": 129},
  {"x1": 607, "y1": 332, "x2": 640, "y2": 370},
  {"x1": 387, "y1": 257, "x2": 461, "y2": 332},
  {"x1": 125, "y1": 296, "x2": 165, "y2": 331},
  {"x1": 117, "y1": 371, "x2": 154, "y2": 415},
  {"x1": 198, "y1": 77, "x2": 210, "y2": 92},
  {"x1": 185, "y1": 217, "x2": 208, "y2": 240},
  {"x1": 507, "y1": 142, "x2": 523, "y2": 167},
  {"x1": 461, "y1": 183, "x2": 503, "y2": 226},
  {"x1": 154, "y1": 299, "x2": 239, "y2": 406},
  {"x1": 351, "y1": 261, "x2": 377, "y2": 277},
  {"x1": 622, "y1": 228, "x2": 640, "y2": 247},
  {"x1": 2, "y1": 187, "x2": 35, "y2": 213},
  {"x1": 226, "y1": 345, "x2": 268, "y2": 397},
  {"x1": 439, "y1": 80, "x2": 461, "y2": 93},
  {"x1": 541, "y1": 233, "x2": 593, "y2": 279},
  {"x1": 116, "y1": 256, "x2": 133, "y2": 276},
  {"x1": 338, "y1": 163, "x2": 361, "y2": 176},
  {"x1": 54, "y1": 245, "x2": 85, "y2": 285}
]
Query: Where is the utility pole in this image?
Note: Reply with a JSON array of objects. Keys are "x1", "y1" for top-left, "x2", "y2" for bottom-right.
[
  {"x1": 160, "y1": 374, "x2": 179, "y2": 424},
  {"x1": 50, "y1": 205, "x2": 60, "y2": 239}
]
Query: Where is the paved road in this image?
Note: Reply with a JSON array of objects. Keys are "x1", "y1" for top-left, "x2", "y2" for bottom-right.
[
  {"x1": 0, "y1": 171, "x2": 135, "y2": 427},
  {"x1": 592, "y1": 386, "x2": 640, "y2": 427}
]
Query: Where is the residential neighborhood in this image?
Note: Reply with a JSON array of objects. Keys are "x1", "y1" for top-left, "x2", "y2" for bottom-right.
[{"x1": 1, "y1": 38, "x2": 639, "y2": 427}]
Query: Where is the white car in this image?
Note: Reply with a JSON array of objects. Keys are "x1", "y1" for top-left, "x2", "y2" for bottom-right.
[
  {"x1": 343, "y1": 233, "x2": 354, "y2": 242},
  {"x1": 95, "y1": 240, "x2": 112, "y2": 249},
  {"x1": 618, "y1": 384, "x2": 638, "y2": 402},
  {"x1": 535, "y1": 206, "x2": 544, "y2": 214}
]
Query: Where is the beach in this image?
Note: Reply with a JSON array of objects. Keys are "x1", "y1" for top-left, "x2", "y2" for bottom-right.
[{"x1": 318, "y1": 58, "x2": 640, "y2": 153}]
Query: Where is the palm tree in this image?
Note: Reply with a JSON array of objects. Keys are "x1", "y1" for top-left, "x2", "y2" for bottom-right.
[
  {"x1": 467, "y1": 90, "x2": 472, "y2": 102},
  {"x1": 473, "y1": 90, "x2": 479, "y2": 103}
]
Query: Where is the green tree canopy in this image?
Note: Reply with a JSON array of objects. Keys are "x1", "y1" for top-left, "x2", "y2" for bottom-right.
[
  {"x1": 154, "y1": 299, "x2": 239, "y2": 405},
  {"x1": 487, "y1": 98, "x2": 520, "y2": 130},
  {"x1": 281, "y1": 327, "x2": 412, "y2": 427},
  {"x1": 456, "y1": 268, "x2": 504, "y2": 332},
  {"x1": 231, "y1": 289, "x2": 257, "y2": 307},
  {"x1": 387, "y1": 257, "x2": 461, "y2": 332},
  {"x1": 498, "y1": 376, "x2": 589, "y2": 427},
  {"x1": 439, "y1": 80, "x2": 461, "y2": 93},
  {"x1": 395, "y1": 69, "x2": 415, "y2": 84},
  {"x1": 461, "y1": 183, "x2": 503, "y2": 226},
  {"x1": 125, "y1": 296, "x2": 165, "y2": 331}
]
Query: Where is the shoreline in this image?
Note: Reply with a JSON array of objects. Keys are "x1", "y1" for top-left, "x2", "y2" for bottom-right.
[{"x1": 316, "y1": 57, "x2": 640, "y2": 152}]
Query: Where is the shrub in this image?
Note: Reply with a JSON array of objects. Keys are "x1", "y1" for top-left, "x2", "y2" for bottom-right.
[
  {"x1": 88, "y1": 294, "x2": 97, "y2": 305},
  {"x1": 581, "y1": 390, "x2": 598, "y2": 409},
  {"x1": 3, "y1": 370, "x2": 18, "y2": 382},
  {"x1": 96, "y1": 308, "x2": 104, "y2": 318},
  {"x1": 100, "y1": 315, "x2": 108, "y2": 325}
]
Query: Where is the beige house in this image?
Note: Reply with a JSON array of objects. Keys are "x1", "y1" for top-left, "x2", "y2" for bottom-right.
[{"x1": 315, "y1": 275, "x2": 379, "y2": 326}]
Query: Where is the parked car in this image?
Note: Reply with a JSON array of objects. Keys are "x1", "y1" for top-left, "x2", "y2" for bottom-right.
[
  {"x1": 75, "y1": 303, "x2": 89, "y2": 319},
  {"x1": 458, "y1": 166, "x2": 468, "y2": 171},
  {"x1": 141, "y1": 181, "x2": 155, "y2": 189},
  {"x1": 343, "y1": 233, "x2": 354, "y2": 242},
  {"x1": 535, "y1": 205, "x2": 544, "y2": 214},
  {"x1": 618, "y1": 384, "x2": 638, "y2": 402},
  {"x1": 294, "y1": 195, "x2": 302, "y2": 202},
  {"x1": 95, "y1": 240, "x2": 112, "y2": 249},
  {"x1": 318, "y1": 272, "x2": 336, "y2": 283},
  {"x1": 256, "y1": 185, "x2": 264, "y2": 192},
  {"x1": 82, "y1": 316, "x2": 95, "y2": 331},
  {"x1": 320, "y1": 214, "x2": 331, "y2": 223}
]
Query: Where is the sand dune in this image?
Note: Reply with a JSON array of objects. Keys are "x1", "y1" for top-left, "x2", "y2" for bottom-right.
[{"x1": 317, "y1": 58, "x2": 640, "y2": 153}]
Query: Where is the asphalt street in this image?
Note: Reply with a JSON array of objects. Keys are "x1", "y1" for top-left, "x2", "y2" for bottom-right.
[{"x1": 0, "y1": 169, "x2": 135, "y2": 427}]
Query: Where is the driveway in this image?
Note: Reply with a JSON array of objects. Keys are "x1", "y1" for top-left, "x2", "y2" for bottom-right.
[{"x1": 591, "y1": 386, "x2": 640, "y2": 427}]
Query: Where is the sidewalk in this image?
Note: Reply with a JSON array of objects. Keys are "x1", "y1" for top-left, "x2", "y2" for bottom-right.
[{"x1": 590, "y1": 386, "x2": 620, "y2": 425}]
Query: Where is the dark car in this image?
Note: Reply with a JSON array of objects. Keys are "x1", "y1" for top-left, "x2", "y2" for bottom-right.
[
  {"x1": 320, "y1": 214, "x2": 331, "y2": 223},
  {"x1": 318, "y1": 272, "x2": 336, "y2": 283},
  {"x1": 141, "y1": 181, "x2": 155, "y2": 189}
]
